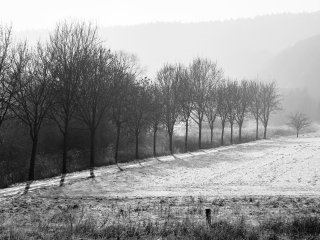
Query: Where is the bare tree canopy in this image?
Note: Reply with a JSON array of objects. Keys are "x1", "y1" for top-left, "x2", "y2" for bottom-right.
[
  {"x1": 111, "y1": 51, "x2": 142, "y2": 168},
  {"x1": 288, "y1": 112, "x2": 311, "y2": 137},
  {"x1": 149, "y1": 82, "x2": 163, "y2": 156},
  {"x1": 189, "y1": 58, "x2": 222, "y2": 149},
  {"x1": 259, "y1": 81, "x2": 281, "y2": 139},
  {"x1": 249, "y1": 81, "x2": 262, "y2": 140},
  {"x1": 205, "y1": 85, "x2": 217, "y2": 146},
  {"x1": 157, "y1": 63, "x2": 181, "y2": 154},
  {"x1": 217, "y1": 80, "x2": 228, "y2": 146},
  {"x1": 127, "y1": 77, "x2": 152, "y2": 159},
  {"x1": 226, "y1": 80, "x2": 238, "y2": 144},
  {"x1": 77, "y1": 46, "x2": 113, "y2": 177},
  {"x1": 235, "y1": 80, "x2": 252, "y2": 142},
  {"x1": 11, "y1": 43, "x2": 56, "y2": 181},
  {"x1": 0, "y1": 25, "x2": 13, "y2": 129},
  {"x1": 177, "y1": 65, "x2": 193, "y2": 151},
  {"x1": 47, "y1": 21, "x2": 99, "y2": 175}
]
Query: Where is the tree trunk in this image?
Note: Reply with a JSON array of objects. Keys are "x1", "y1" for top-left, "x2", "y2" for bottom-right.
[
  {"x1": 28, "y1": 135, "x2": 38, "y2": 181},
  {"x1": 230, "y1": 123, "x2": 233, "y2": 144},
  {"x1": 210, "y1": 126, "x2": 213, "y2": 146},
  {"x1": 221, "y1": 122, "x2": 225, "y2": 146},
  {"x1": 135, "y1": 132, "x2": 139, "y2": 159},
  {"x1": 61, "y1": 126, "x2": 68, "y2": 175},
  {"x1": 255, "y1": 118, "x2": 259, "y2": 140},
  {"x1": 169, "y1": 131, "x2": 173, "y2": 154},
  {"x1": 297, "y1": 130, "x2": 299, "y2": 138},
  {"x1": 238, "y1": 123, "x2": 242, "y2": 143},
  {"x1": 263, "y1": 125, "x2": 267, "y2": 139},
  {"x1": 90, "y1": 127, "x2": 96, "y2": 178},
  {"x1": 185, "y1": 120, "x2": 189, "y2": 152},
  {"x1": 115, "y1": 123, "x2": 121, "y2": 164},
  {"x1": 198, "y1": 121, "x2": 202, "y2": 149},
  {"x1": 153, "y1": 127, "x2": 157, "y2": 157}
]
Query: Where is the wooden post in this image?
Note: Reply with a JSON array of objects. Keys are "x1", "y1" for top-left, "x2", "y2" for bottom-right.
[{"x1": 205, "y1": 208, "x2": 211, "y2": 225}]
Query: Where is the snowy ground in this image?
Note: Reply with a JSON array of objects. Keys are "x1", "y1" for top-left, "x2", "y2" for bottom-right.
[
  {"x1": 1, "y1": 134, "x2": 320, "y2": 199},
  {"x1": 2, "y1": 134, "x2": 320, "y2": 234}
]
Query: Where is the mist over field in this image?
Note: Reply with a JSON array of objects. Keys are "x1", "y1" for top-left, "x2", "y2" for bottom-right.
[{"x1": 17, "y1": 11, "x2": 320, "y2": 121}]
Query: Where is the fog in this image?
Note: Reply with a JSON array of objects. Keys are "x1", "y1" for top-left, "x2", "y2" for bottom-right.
[{"x1": 15, "y1": 11, "x2": 320, "y2": 122}]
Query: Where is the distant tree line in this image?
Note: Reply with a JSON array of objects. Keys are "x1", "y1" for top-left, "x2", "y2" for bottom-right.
[{"x1": 0, "y1": 22, "x2": 281, "y2": 187}]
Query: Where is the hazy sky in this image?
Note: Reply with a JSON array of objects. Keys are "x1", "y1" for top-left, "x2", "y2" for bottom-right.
[{"x1": 1, "y1": 0, "x2": 319, "y2": 30}]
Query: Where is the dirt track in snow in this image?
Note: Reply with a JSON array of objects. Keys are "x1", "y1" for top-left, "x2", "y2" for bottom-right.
[{"x1": 2, "y1": 135, "x2": 320, "y2": 199}]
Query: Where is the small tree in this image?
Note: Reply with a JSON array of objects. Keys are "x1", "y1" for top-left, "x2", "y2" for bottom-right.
[{"x1": 288, "y1": 112, "x2": 311, "y2": 137}]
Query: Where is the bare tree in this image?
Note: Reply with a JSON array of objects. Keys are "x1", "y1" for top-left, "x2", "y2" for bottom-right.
[
  {"x1": 178, "y1": 66, "x2": 193, "y2": 152},
  {"x1": 0, "y1": 25, "x2": 13, "y2": 130},
  {"x1": 77, "y1": 46, "x2": 112, "y2": 177},
  {"x1": 288, "y1": 112, "x2": 311, "y2": 137},
  {"x1": 249, "y1": 81, "x2": 262, "y2": 140},
  {"x1": 48, "y1": 22, "x2": 99, "y2": 175},
  {"x1": 111, "y1": 51, "x2": 141, "y2": 167},
  {"x1": 217, "y1": 81, "x2": 228, "y2": 145},
  {"x1": 127, "y1": 77, "x2": 152, "y2": 159},
  {"x1": 226, "y1": 80, "x2": 238, "y2": 144},
  {"x1": 205, "y1": 85, "x2": 217, "y2": 146},
  {"x1": 11, "y1": 43, "x2": 56, "y2": 181},
  {"x1": 157, "y1": 64, "x2": 181, "y2": 154},
  {"x1": 235, "y1": 80, "x2": 252, "y2": 142},
  {"x1": 259, "y1": 82, "x2": 281, "y2": 139},
  {"x1": 149, "y1": 83, "x2": 163, "y2": 156},
  {"x1": 189, "y1": 58, "x2": 221, "y2": 149}
]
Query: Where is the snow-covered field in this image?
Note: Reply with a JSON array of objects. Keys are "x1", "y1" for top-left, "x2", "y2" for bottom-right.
[
  {"x1": 2, "y1": 134, "x2": 320, "y2": 199},
  {"x1": 2, "y1": 134, "x2": 320, "y2": 237}
]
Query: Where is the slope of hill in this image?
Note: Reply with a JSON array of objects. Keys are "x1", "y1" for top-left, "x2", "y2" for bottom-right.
[
  {"x1": 263, "y1": 34, "x2": 320, "y2": 98},
  {"x1": 16, "y1": 12, "x2": 320, "y2": 78},
  {"x1": 99, "y1": 12, "x2": 320, "y2": 77}
]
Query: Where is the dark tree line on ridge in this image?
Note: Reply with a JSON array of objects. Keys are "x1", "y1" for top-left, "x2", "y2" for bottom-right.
[{"x1": 0, "y1": 22, "x2": 281, "y2": 185}]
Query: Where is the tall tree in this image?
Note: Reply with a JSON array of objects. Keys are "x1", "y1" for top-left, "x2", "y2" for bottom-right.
[
  {"x1": 259, "y1": 82, "x2": 281, "y2": 139},
  {"x1": 149, "y1": 83, "x2": 163, "y2": 157},
  {"x1": 235, "y1": 80, "x2": 252, "y2": 143},
  {"x1": 47, "y1": 22, "x2": 98, "y2": 175},
  {"x1": 217, "y1": 81, "x2": 228, "y2": 146},
  {"x1": 0, "y1": 25, "x2": 13, "y2": 130},
  {"x1": 111, "y1": 51, "x2": 140, "y2": 167},
  {"x1": 77, "y1": 47, "x2": 112, "y2": 177},
  {"x1": 189, "y1": 58, "x2": 221, "y2": 149},
  {"x1": 249, "y1": 81, "x2": 262, "y2": 140},
  {"x1": 157, "y1": 64, "x2": 181, "y2": 154},
  {"x1": 127, "y1": 77, "x2": 152, "y2": 159},
  {"x1": 178, "y1": 66, "x2": 193, "y2": 152},
  {"x1": 226, "y1": 80, "x2": 238, "y2": 144},
  {"x1": 205, "y1": 85, "x2": 217, "y2": 146},
  {"x1": 11, "y1": 43, "x2": 55, "y2": 181}
]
